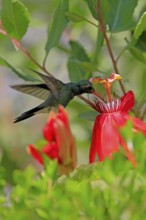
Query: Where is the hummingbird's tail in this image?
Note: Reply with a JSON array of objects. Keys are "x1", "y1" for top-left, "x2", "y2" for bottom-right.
[{"x1": 14, "y1": 105, "x2": 47, "y2": 123}]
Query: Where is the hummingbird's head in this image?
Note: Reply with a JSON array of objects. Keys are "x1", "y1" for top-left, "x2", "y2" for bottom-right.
[{"x1": 74, "y1": 80, "x2": 94, "y2": 95}]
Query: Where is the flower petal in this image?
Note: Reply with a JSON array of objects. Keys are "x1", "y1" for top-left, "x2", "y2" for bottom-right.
[
  {"x1": 42, "y1": 143, "x2": 59, "y2": 160},
  {"x1": 112, "y1": 112, "x2": 128, "y2": 127},
  {"x1": 27, "y1": 144, "x2": 43, "y2": 164},
  {"x1": 121, "y1": 91, "x2": 134, "y2": 112},
  {"x1": 43, "y1": 118, "x2": 55, "y2": 141},
  {"x1": 131, "y1": 116, "x2": 146, "y2": 135},
  {"x1": 100, "y1": 114, "x2": 120, "y2": 158},
  {"x1": 57, "y1": 105, "x2": 69, "y2": 129},
  {"x1": 89, "y1": 115, "x2": 103, "y2": 163},
  {"x1": 119, "y1": 135, "x2": 137, "y2": 167}
]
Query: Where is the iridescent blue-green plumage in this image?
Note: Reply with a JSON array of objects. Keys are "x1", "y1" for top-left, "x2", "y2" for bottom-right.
[{"x1": 11, "y1": 71, "x2": 93, "y2": 123}]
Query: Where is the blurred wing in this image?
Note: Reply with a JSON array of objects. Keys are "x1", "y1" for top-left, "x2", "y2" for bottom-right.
[
  {"x1": 11, "y1": 83, "x2": 50, "y2": 100},
  {"x1": 29, "y1": 69, "x2": 64, "y2": 99}
]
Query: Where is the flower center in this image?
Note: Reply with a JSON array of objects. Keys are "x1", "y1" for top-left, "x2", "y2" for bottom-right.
[{"x1": 95, "y1": 98, "x2": 121, "y2": 113}]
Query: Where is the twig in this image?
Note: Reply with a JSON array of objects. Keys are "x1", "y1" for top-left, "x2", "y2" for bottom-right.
[
  {"x1": 97, "y1": 0, "x2": 126, "y2": 94},
  {"x1": 20, "y1": 46, "x2": 53, "y2": 76}
]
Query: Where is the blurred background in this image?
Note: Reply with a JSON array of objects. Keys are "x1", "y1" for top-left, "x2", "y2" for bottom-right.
[{"x1": 0, "y1": 0, "x2": 146, "y2": 183}]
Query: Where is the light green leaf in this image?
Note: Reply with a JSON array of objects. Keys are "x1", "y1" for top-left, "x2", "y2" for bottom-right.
[
  {"x1": 129, "y1": 47, "x2": 146, "y2": 63},
  {"x1": 92, "y1": 30, "x2": 104, "y2": 64},
  {"x1": 65, "y1": 12, "x2": 84, "y2": 23},
  {"x1": 108, "y1": 0, "x2": 138, "y2": 32},
  {"x1": 83, "y1": 0, "x2": 98, "y2": 20},
  {"x1": 68, "y1": 57, "x2": 85, "y2": 82},
  {"x1": 1, "y1": 0, "x2": 30, "y2": 40},
  {"x1": 78, "y1": 61, "x2": 97, "y2": 72},
  {"x1": 133, "y1": 12, "x2": 146, "y2": 41},
  {"x1": 0, "y1": 56, "x2": 38, "y2": 81},
  {"x1": 45, "y1": 0, "x2": 69, "y2": 54}
]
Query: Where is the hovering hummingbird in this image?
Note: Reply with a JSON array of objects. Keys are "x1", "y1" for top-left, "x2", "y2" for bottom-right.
[{"x1": 11, "y1": 70, "x2": 94, "y2": 123}]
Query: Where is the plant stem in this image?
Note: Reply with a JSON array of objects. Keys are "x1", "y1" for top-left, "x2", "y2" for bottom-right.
[
  {"x1": 20, "y1": 44, "x2": 53, "y2": 76},
  {"x1": 141, "y1": 107, "x2": 146, "y2": 120},
  {"x1": 97, "y1": 0, "x2": 126, "y2": 94}
]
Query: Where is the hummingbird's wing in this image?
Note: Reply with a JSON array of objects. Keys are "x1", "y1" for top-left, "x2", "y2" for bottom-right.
[
  {"x1": 29, "y1": 69, "x2": 64, "y2": 99},
  {"x1": 11, "y1": 83, "x2": 50, "y2": 100}
]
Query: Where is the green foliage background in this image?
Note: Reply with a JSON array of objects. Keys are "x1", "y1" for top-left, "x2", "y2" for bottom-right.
[{"x1": 0, "y1": 0, "x2": 146, "y2": 219}]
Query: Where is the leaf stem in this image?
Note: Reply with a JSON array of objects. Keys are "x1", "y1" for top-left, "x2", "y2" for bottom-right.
[
  {"x1": 77, "y1": 14, "x2": 99, "y2": 28},
  {"x1": 97, "y1": 0, "x2": 126, "y2": 94},
  {"x1": 116, "y1": 47, "x2": 127, "y2": 63}
]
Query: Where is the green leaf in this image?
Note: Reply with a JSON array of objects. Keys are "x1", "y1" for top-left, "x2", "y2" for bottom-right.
[
  {"x1": 65, "y1": 12, "x2": 84, "y2": 23},
  {"x1": 67, "y1": 41, "x2": 91, "y2": 81},
  {"x1": 129, "y1": 47, "x2": 146, "y2": 63},
  {"x1": 45, "y1": 0, "x2": 69, "y2": 54},
  {"x1": 133, "y1": 12, "x2": 146, "y2": 41},
  {"x1": 84, "y1": 0, "x2": 137, "y2": 32},
  {"x1": 78, "y1": 61, "x2": 97, "y2": 72},
  {"x1": 92, "y1": 30, "x2": 104, "y2": 64},
  {"x1": 35, "y1": 139, "x2": 48, "y2": 150},
  {"x1": 83, "y1": 0, "x2": 110, "y2": 23},
  {"x1": 108, "y1": 0, "x2": 138, "y2": 32},
  {"x1": 69, "y1": 40, "x2": 90, "y2": 62},
  {"x1": 0, "y1": 56, "x2": 38, "y2": 81},
  {"x1": 36, "y1": 209, "x2": 48, "y2": 219},
  {"x1": 134, "y1": 31, "x2": 146, "y2": 52},
  {"x1": 68, "y1": 57, "x2": 85, "y2": 82},
  {"x1": 83, "y1": 0, "x2": 98, "y2": 20},
  {"x1": 1, "y1": 0, "x2": 30, "y2": 40}
]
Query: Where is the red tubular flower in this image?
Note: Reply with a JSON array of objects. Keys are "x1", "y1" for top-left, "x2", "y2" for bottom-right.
[
  {"x1": 89, "y1": 73, "x2": 146, "y2": 167},
  {"x1": 27, "y1": 106, "x2": 77, "y2": 172}
]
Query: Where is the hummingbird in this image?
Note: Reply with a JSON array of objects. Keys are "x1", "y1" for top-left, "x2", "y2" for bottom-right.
[{"x1": 11, "y1": 70, "x2": 94, "y2": 123}]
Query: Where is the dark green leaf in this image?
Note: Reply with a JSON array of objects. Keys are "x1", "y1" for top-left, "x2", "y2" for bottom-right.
[
  {"x1": 45, "y1": 0, "x2": 69, "y2": 54},
  {"x1": 68, "y1": 41, "x2": 91, "y2": 81},
  {"x1": 134, "y1": 31, "x2": 146, "y2": 52},
  {"x1": 0, "y1": 56, "x2": 38, "y2": 81},
  {"x1": 69, "y1": 40, "x2": 90, "y2": 62},
  {"x1": 108, "y1": 0, "x2": 138, "y2": 32},
  {"x1": 1, "y1": 0, "x2": 30, "y2": 40},
  {"x1": 65, "y1": 12, "x2": 84, "y2": 23},
  {"x1": 83, "y1": 0, "x2": 110, "y2": 22}
]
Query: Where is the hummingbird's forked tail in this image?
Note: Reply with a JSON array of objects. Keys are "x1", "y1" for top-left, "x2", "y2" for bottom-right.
[{"x1": 14, "y1": 106, "x2": 44, "y2": 123}]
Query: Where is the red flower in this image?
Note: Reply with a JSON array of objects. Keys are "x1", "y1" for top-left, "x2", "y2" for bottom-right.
[
  {"x1": 89, "y1": 73, "x2": 146, "y2": 167},
  {"x1": 27, "y1": 106, "x2": 77, "y2": 172}
]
